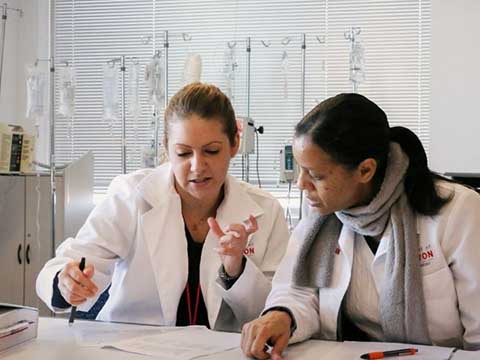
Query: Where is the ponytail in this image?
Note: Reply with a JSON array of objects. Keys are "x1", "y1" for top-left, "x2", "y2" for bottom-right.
[{"x1": 390, "y1": 126, "x2": 451, "y2": 215}]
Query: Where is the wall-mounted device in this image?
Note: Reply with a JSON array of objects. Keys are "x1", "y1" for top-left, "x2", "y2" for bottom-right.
[
  {"x1": 237, "y1": 116, "x2": 255, "y2": 155},
  {"x1": 279, "y1": 143, "x2": 298, "y2": 183},
  {"x1": 0, "y1": 123, "x2": 35, "y2": 173}
]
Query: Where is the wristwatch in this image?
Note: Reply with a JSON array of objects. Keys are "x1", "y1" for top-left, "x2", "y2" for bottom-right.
[{"x1": 218, "y1": 257, "x2": 246, "y2": 289}]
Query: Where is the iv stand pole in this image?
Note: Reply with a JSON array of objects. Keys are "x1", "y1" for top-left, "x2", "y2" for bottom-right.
[
  {"x1": 244, "y1": 36, "x2": 251, "y2": 183},
  {"x1": 299, "y1": 33, "x2": 306, "y2": 220},
  {"x1": 49, "y1": 0, "x2": 57, "y2": 257}
]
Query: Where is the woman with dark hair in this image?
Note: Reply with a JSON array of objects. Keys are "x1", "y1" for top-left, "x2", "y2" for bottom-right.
[
  {"x1": 241, "y1": 93, "x2": 480, "y2": 359},
  {"x1": 36, "y1": 82, "x2": 289, "y2": 331}
]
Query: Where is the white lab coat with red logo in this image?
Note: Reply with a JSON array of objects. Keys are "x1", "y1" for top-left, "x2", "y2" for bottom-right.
[
  {"x1": 36, "y1": 163, "x2": 289, "y2": 331},
  {"x1": 265, "y1": 181, "x2": 480, "y2": 350}
]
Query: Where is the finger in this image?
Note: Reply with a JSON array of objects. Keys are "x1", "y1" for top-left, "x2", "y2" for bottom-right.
[
  {"x1": 214, "y1": 247, "x2": 242, "y2": 257},
  {"x1": 63, "y1": 275, "x2": 97, "y2": 298},
  {"x1": 251, "y1": 328, "x2": 272, "y2": 360},
  {"x1": 246, "y1": 215, "x2": 259, "y2": 235},
  {"x1": 270, "y1": 333, "x2": 289, "y2": 360},
  {"x1": 58, "y1": 283, "x2": 86, "y2": 305},
  {"x1": 83, "y1": 265, "x2": 95, "y2": 279},
  {"x1": 68, "y1": 267, "x2": 98, "y2": 293},
  {"x1": 225, "y1": 224, "x2": 246, "y2": 239},
  {"x1": 240, "y1": 323, "x2": 249, "y2": 354},
  {"x1": 207, "y1": 217, "x2": 225, "y2": 238}
]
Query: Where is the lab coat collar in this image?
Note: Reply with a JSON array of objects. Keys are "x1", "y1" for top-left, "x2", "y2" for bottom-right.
[{"x1": 136, "y1": 162, "x2": 177, "y2": 208}]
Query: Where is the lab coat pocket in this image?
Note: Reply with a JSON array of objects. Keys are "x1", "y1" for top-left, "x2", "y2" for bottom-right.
[
  {"x1": 422, "y1": 266, "x2": 454, "y2": 300},
  {"x1": 422, "y1": 266, "x2": 462, "y2": 344}
]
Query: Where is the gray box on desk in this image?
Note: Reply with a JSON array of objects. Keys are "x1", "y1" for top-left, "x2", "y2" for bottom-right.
[{"x1": 0, "y1": 304, "x2": 38, "y2": 352}]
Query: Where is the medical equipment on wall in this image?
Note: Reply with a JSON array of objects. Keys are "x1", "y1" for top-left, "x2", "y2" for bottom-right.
[
  {"x1": 238, "y1": 117, "x2": 256, "y2": 155},
  {"x1": 145, "y1": 50, "x2": 165, "y2": 110},
  {"x1": 127, "y1": 58, "x2": 142, "y2": 164},
  {"x1": 103, "y1": 62, "x2": 119, "y2": 125},
  {"x1": 181, "y1": 35, "x2": 200, "y2": 85},
  {"x1": 0, "y1": 4, "x2": 22, "y2": 97},
  {"x1": 0, "y1": 123, "x2": 35, "y2": 173},
  {"x1": 280, "y1": 37, "x2": 292, "y2": 99},
  {"x1": 345, "y1": 27, "x2": 365, "y2": 93},
  {"x1": 223, "y1": 41, "x2": 237, "y2": 101},
  {"x1": 182, "y1": 53, "x2": 202, "y2": 84},
  {"x1": 127, "y1": 59, "x2": 141, "y2": 120},
  {"x1": 58, "y1": 63, "x2": 76, "y2": 120},
  {"x1": 279, "y1": 143, "x2": 298, "y2": 183},
  {"x1": 26, "y1": 64, "x2": 48, "y2": 135},
  {"x1": 279, "y1": 142, "x2": 299, "y2": 230}
]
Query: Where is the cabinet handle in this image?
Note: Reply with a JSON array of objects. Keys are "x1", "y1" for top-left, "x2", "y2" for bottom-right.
[
  {"x1": 26, "y1": 244, "x2": 31, "y2": 264},
  {"x1": 17, "y1": 244, "x2": 22, "y2": 264}
]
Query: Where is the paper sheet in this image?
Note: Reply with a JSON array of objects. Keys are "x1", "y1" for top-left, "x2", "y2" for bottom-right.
[
  {"x1": 72, "y1": 320, "x2": 199, "y2": 347},
  {"x1": 452, "y1": 349, "x2": 480, "y2": 360},
  {"x1": 103, "y1": 326, "x2": 241, "y2": 359},
  {"x1": 338, "y1": 341, "x2": 455, "y2": 360}
]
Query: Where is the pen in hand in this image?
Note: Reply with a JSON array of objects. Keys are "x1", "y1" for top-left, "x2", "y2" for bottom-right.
[
  {"x1": 68, "y1": 257, "x2": 86, "y2": 326},
  {"x1": 360, "y1": 348, "x2": 418, "y2": 359}
]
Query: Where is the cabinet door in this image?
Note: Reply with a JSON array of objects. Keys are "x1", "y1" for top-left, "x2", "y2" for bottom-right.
[
  {"x1": 0, "y1": 175, "x2": 25, "y2": 305},
  {"x1": 24, "y1": 175, "x2": 64, "y2": 316}
]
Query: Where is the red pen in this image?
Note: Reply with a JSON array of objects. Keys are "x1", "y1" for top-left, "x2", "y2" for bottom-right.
[{"x1": 360, "y1": 348, "x2": 418, "y2": 359}]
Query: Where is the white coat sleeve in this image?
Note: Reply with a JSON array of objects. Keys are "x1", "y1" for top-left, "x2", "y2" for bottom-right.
[
  {"x1": 35, "y1": 175, "x2": 139, "y2": 313},
  {"x1": 442, "y1": 188, "x2": 480, "y2": 350},
  {"x1": 263, "y1": 218, "x2": 320, "y2": 344},
  {"x1": 216, "y1": 200, "x2": 290, "y2": 325}
]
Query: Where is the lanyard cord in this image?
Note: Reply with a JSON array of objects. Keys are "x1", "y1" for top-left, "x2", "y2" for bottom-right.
[{"x1": 185, "y1": 282, "x2": 202, "y2": 325}]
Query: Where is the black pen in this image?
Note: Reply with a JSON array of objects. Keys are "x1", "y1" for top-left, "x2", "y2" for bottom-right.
[
  {"x1": 360, "y1": 348, "x2": 418, "y2": 359},
  {"x1": 68, "y1": 257, "x2": 86, "y2": 326}
]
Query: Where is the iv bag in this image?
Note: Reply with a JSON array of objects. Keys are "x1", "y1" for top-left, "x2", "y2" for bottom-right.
[
  {"x1": 145, "y1": 55, "x2": 164, "y2": 109},
  {"x1": 281, "y1": 50, "x2": 289, "y2": 99},
  {"x1": 223, "y1": 46, "x2": 236, "y2": 101},
  {"x1": 25, "y1": 65, "x2": 48, "y2": 121},
  {"x1": 103, "y1": 63, "x2": 119, "y2": 123},
  {"x1": 58, "y1": 65, "x2": 76, "y2": 118},
  {"x1": 128, "y1": 61, "x2": 141, "y2": 119},
  {"x1": 182, "y1": 53, "x2": 202, "y2": 85},
  {"x1": 350, "y1": 40, "x2": 365, "y2": 84}
]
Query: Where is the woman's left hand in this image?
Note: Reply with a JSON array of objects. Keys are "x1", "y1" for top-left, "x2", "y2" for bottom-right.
[{"x1": 208, "y1": 215, "x2": 259, "y2": 278}]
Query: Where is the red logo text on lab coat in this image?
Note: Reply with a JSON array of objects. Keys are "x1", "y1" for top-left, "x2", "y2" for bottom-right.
[{"x1": 243, "y1": 247, "x2": 255, "y2": 256}]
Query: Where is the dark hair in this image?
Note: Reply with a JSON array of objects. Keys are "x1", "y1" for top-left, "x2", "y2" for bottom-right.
[
  {"x1": 164, "y1": 82, "x2": 237, "y2": 145},
  {"x1": 295, "y1": 93, "x2": 451, "y2": 215}
]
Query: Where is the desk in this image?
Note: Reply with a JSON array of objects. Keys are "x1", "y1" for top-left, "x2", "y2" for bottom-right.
[{"x1": 0, "y1": 317, "x2": 478, "y2": 359}]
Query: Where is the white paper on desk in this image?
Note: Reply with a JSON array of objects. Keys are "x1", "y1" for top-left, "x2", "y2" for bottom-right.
[
  {"x1": 72, "y1": 321, "x2": 201, "y2": 347},
  {"x1": 335, "y1": 341, "x2": 455, "y2": 360},
  {"x1": 452, "y1": 349, "x2": 480, "y2": 360},
  {"x1": 104, "y1": 326, "x2": 240, "y2": 359}
]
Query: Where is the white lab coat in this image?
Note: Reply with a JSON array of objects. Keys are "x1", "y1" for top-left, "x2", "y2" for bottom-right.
[
  {"x1": 36, "y1": 163, "x2": 289, "y2": 330},
  {"x1": 265, "y1": 181, "x2": 480, "y2": 350}
]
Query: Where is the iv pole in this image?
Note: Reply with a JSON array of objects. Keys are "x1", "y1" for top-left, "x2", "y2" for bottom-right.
[
  {"x1": 49, "y1": 0, "x2": 56, "y2": 257},
  {"x1": 298, "y1": 33, "x2": 306, "y2": 220},
  {"x1": 244, "y1": 36, "x2": 251, "y2": 183}
]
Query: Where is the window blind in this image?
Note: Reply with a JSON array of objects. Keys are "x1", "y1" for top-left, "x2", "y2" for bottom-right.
[{"x1": 55, "y1": 0, "x2": 430, "y2": 198}]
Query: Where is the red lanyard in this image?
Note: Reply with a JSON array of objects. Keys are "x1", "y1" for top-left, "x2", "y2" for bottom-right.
[{"x1": 185, "y1": 283, "x2": 201, "y2": 325}]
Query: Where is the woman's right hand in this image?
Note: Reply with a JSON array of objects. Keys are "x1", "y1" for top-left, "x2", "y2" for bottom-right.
[
  {"x1": 58, "y1": 260, "x2": 98, "y2": 306},
  {"x1": 241, "y1": 311, "x2": 292, "y2": 360}
]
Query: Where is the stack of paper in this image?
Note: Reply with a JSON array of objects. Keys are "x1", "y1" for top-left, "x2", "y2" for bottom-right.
[{"x1": 104, "y1": 326, "x2": 240, "y2": 360}]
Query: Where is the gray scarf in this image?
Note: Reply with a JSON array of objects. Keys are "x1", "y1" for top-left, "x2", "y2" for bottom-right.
[{"x1": 292, "y1": 143, "x2": 430, "y2": 345}]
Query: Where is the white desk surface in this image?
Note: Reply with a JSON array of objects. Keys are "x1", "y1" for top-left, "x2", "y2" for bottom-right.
[{"x1": 0, "y1": 317, "x2": 478, "y2": 359}]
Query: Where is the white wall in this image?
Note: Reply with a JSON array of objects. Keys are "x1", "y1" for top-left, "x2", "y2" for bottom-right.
[
  {"x1": 0, "y1": 0, "x2": 21, "y2": 124},
  {"x1": 0, "y1": 0, "x2": 50, "y2": 163},
  {"x1": 430, "y1": 0, "x2": 480, "y2": 174}
]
